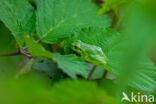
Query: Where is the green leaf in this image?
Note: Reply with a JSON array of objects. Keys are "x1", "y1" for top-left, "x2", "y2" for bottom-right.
[
  {"x1": 0, "y1": 73, "x2": 53, "y2": 104},
  {"x1": 53, "y1": 53, "x2": 88, "y2": 79},
  {"x1": 0, "y1": 22, "x2": 16, "y2": 53},
  {"x1": 35, "y1": 0, "x2": 110, "y2": 44},
  {"x1": 110, "y1": 1, "x2": 156, "y2": 92},
  {"x1": 65, "y1": 28, "x2": 120, "y2": 54},
  {"x1": 108, "y1": 49, "x2": 156, "y2": 91},
  {"x1": 129, "y1": 58, "x2": 156, "y2": 91},
  {"x1": 24, "y1": 35, "x2": 52, "y2": 59},
  {"x1": 0, "y1": 78, "x2": 118, "y2": 104},
  {"x1": 50, "y1": 80, "x2": 119, "y2": 104},
  {"x1": 65, "y1": 28, "x2": 119, "y2": 70},
  {"x1": 90, "y1": 67, "x2": 106, "y2": 80},
  {"x1": 32, "y1": 58, "x2": 64, "y2": 82},
  {"x1": 65, "y1": 27, "x2": 156, "y2": 91},
  {"x1": 0, "y1": 0, "x2": 36, "y2": 46},
  {"x1": 88, "y1": 65, "x2": 106, "y2": 80}
]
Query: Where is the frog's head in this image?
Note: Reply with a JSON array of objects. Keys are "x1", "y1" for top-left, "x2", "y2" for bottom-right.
[
  {"x1": 72, "y1": 40, "x2": 82, "y2": 49},
  {"x1": 71, "y1": 40, "x2": 108, "y2": 65},
  {"x1": 71, "y1": 40, "x2": 93, "y2": 53},
  {"x1": 71, "y1": 40, "x2": 84, "y2": 54}
]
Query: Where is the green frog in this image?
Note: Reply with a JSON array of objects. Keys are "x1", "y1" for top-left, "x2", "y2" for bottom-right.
[{"x1": 71, "y1": 40, "x2": 110, "y2": 71}]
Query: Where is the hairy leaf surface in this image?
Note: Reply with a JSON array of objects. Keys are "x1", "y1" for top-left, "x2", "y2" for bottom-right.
[
  {"x1": 0, "y1": 0, "x2": 35, "y2": 46},
  {"x1": 65, "y1": 28, "x2": 120, "y2": 54},
  {"x1": 53, "y1": 53, "x2": 88, "y2": 79},
  {"x1": 36, "y1": 0, "x2": 110, "y2": 44},
  {"x1": 66, "y1": 27, "x2": 156, "y2": 91}
]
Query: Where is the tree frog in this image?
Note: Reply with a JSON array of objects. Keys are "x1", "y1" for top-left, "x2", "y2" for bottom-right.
[{"x1": 71, "y1": 40, "x2": 110, "y2": 70}]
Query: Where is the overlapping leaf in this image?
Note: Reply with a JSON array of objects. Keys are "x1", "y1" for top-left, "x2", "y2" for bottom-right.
[
  {"x1": 32, "y1": 58, "x2": 64, "y2": 81},
  {"x1": 65, "y1": 27, "x2": 156, "y2": 91},
  {"x1": 130, "y1": 58, "x2": 156, "y2": 91},
  {"x1": 53, "y1": 53, "x2": 88, "y2": 79},
  {"x1": 35, "y1": 0, "x2": 110, "y2": 44},
  {"x1": 0, "y1": 0, "x2": 35, "y2": 46},
  {"x1": 50, "y1": 80, "x2": 118, "y2": 104},
  {"x1": 0, "y1": 22, "x2": 16, "y2": 53},
  {"x1": 0, "y1": 78, "x2": 118, "y2": 104},
  {"x1": 65, "y1": 28, "x2": 120, "y2": 54},
  {"x1": 24, "y1": 35, "x2": 52, "y2": 59}
]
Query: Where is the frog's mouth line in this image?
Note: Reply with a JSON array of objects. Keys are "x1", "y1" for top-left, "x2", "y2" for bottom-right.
[{"x1": 72, "y1": 45, "x2": 88, "y2": 57}]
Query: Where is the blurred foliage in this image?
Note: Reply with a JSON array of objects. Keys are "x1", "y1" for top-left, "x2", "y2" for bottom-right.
[
  {"x1": 0, "y1": 0, "x2": 156, "y2": 104},
  {"x1": 0, "y1": 76, "x2": 118, "y2": 104},
  {"x1": 0, "y1": 22, "x2": 16, "y2": 53},
  {"x1": 49, "y1": 80, "x2": 118, "y2": 104},
  {"x1": 98, "y1": 0, "x2": 130, "y2": 15}
]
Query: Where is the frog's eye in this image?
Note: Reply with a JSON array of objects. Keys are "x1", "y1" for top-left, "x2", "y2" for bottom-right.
[
  {"x1": 74, "y1": 46, "x2": 82, "y2": 51},
  {"x1": 74, "y1": 46, "x2": 79, "y2": 49}
]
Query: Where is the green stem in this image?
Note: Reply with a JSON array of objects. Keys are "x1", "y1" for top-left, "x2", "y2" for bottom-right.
[
  {"x1": 103, "y1": 70, "x2": 108, "y2": 78},
  {"x1": 0, "y1": 40, "x2": 40, "y2": 58},
  {"x1": 0, "y1": 51, "x2": 20, "y2": 56},
  {"x1": 87, "y1": 65, "x2": 96, "y2": 80}
]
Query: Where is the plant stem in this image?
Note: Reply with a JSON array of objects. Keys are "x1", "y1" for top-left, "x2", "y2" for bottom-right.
[
  {"x1": 87, "y1": 65, "x2": 96, "y2": 80},
  {"x1": 0, "y1": 51, "x2": 20, "y2": 56},
  {"x1": 0, "y1": 48, "x2": 31, "y2": 58},
  {"x1": 0, "y1": 39, "x2": 40, "y2": 58},
  {"x1": 19, "y1": 48, "x2": 32, "y2": 59},
  {"x1": 103, "y1": 70, "x2": 108, "y2": 78}
]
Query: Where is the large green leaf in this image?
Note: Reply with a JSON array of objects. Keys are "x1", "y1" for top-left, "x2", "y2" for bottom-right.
[
  {"x1": 111, "y1": 1, "x2": 156, "y2": 92},
  {"x1": 32, "y1": 58, "x2": 64, "y2": 82},
  {"x1": 24, "y1": 35, "x2": 52, "y2": 59},
  {"x1": 64, "y1": 27, "x2": 120, "y2": 71},
  {"x1": 108, "y1": 49, "x2": 156, "y2": 91},
  {"x1": 0, "y1": 22, "x2": 16, "y2": 53},
  {"x1": 35, "y1": 0, "x2": 110, "y2": 44},
  {"x1": 53, "y1": 53, "x2": 88, "y2": 79},
  {"x1": 130, "y1": 58, "x2": 156, "y2": 91},
  {"x1": 0, "y1": 0, "x2": 35, "y2": 46},
  {"x1": 65, "y1": 27, "x2": 156, "y2": 91},
  {"x1": 49, "y1": 80, "x2": 119, "y2": 104},
  {"x1": 65, "y1": 28, "x2": 120, "y2": 54},
  {"x1": 0, "y1": 77, "x2": 118, "y2": 104},
  {"x1": 0, "y1": 73, "x2": 53, "y2": 104}
]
